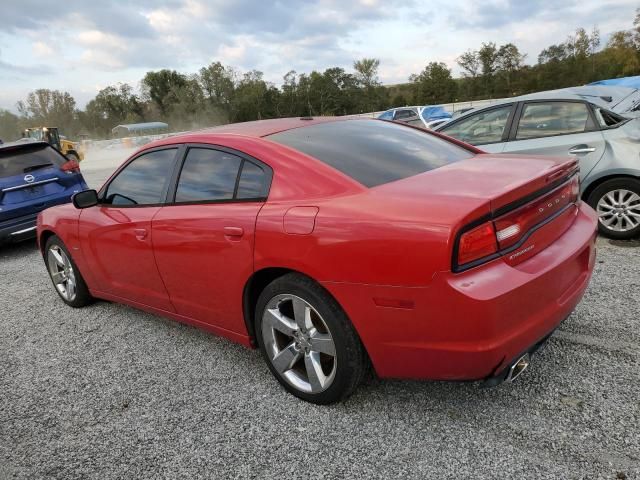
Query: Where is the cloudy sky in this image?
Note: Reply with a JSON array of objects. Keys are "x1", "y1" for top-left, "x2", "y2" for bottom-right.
[{"x1": 0, "y1": 0, "x2": 637, "y2": 111}]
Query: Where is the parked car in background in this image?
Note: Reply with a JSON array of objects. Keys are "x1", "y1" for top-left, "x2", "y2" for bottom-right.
[
  {"x1": 537, "y1": 84, "x2": 640, "y2": 118},
  {"x1": 378, "y1": 105, "x2": 452, "y2": 129},
  {"x1": 38, "y1": 117, "x2": 596, "y2": 404},
  {"x1": 378, "y1": 106, "x2": 425, "y2": 127},
  {"x1": 589, "y1": 75, "x2": 640, "y2": 90},
  {"x1": 436, "y1": 95, "x2": 640, "y2": 239},
  {"x1": 0, "y1": 141, "x2": 87, "y2": 245},
  {"x1": 420, "y1": 106, "x2": 452, "y2": 128}
]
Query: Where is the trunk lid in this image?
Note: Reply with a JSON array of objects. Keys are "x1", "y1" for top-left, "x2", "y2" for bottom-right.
[
  {"x1": 373, "y1": 153, "x2": 580, "y2": 270},
  {"x1": 375, "y1": 153, "x2": 577, "y2": 216}
]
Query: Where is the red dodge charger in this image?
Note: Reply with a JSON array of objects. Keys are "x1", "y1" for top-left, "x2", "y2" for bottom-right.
[{"x1": 37, "y1": 117, "x2": 597, "y2": 404}]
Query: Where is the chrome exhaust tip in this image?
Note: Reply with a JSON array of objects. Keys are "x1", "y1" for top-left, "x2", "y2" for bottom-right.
[{"x1": 505, "y1": 353, "x2": 530, "y2": 383}]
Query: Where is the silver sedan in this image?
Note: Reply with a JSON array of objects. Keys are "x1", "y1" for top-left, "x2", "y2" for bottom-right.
[{"x1": 436, "y1": 95, "x2": 640, "y2": 239}]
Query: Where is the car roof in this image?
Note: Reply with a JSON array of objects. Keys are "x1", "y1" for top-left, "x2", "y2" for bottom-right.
[
  {"x1": 0, "y1": 139, "x2": 49, "y2": 152},
  {"x1": 195, "y1": 116, "x2": 345, "y2": 138},
  {"x1": 143, "y1": 116, "x2": 393, "y2": 154}
]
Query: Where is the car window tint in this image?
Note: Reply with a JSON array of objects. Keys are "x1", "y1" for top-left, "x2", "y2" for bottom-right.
[
  {"x1": 441, "y1": 105, "x2": 512, "y2": 145},
  {"x1": 268, "y1": 119, "x2": 474, "y2": 188},
  {"x1": 237, "y1": 161, "x2": 267, "y2": 199},
  {"x1": 0, "y1": 144, "x2": 66, "y2": 177},
  {"x1": 516, "y1": 102, "x2": 589, "y2": 139},
  {"x1": 175, "y1": 148, "x2": 241, "y2": 202},
  {"x1": 105, "y1": 148, "x2": 177, "y2": 206},
  {"x1": 378, "y1": 111, "x2": 394, "y2": 120}
]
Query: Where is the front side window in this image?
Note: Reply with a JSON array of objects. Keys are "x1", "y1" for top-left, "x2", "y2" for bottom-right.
[
  {"x1": 441, "y1": 105, "x2": 513, "y2": 145},
  {"x1": 175, "y1": 148, "x2": 242, "y2": 203},
  {"x1": 104, "y1": 148, "x2": 177, "y2": 206},
  {"x1": 378, "y1": 110, "x2": 394, "y2": 120},
  {"x1": 516, "y1": 102, "x2": 589, "y2": 140},
  {"x1": 268, "y1": 119, "x2": 474, "y2": 188}
]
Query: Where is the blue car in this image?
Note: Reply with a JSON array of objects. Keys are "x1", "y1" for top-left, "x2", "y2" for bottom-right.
[{"x1": 0, "y1": 140, "x2": 88, "y2": 245}]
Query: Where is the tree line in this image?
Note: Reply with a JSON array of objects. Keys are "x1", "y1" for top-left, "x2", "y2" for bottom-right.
[{"x1": 1, "y1": 8, "x2": 639, "y2": 141}]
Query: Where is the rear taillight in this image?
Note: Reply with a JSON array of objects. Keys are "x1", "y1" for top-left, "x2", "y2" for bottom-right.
[
  {"x1": 493, "y1": 175, "x2": 579, "y2": 249},
  {"x1": 457, "y1": 221, "x2": 498, "y2": 265},
  {"x1": 61, "y1": 160, "x2": 80, "y2": 174},
  {"x1": 454, "y1": 174, "x2": 579, "y2": 271}
]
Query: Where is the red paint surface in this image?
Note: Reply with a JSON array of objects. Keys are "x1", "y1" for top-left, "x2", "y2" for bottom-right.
[{"x1": 37, "y1": 117, "x2": 598, "y2": 380}]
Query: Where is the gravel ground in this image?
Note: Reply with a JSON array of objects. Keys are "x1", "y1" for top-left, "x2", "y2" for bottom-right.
[{"x1": 0, "y1": 150, "x2": 639, "y2": 479}]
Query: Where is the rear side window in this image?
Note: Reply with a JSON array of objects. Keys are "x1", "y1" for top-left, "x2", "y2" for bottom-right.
[
  {"x1": 593, "y1": 106, "x2": 628, "y2": 128},
  {"x1": 516, "y1": 102, "x2": 589, "y2": 139},
  {"x1": 104, "y1": 148, "x2": 177, "y2": 206},
  {"x1": 175, "y1": 148, "x2": 242, "y2": 202},
  {"x1": 237, "y1": 160, "x2": 267, "y2": 199},
  {"x1": 0, "y1": 144, "x2": 66, "y2": 178},
  {"x1": 267, "y1": 119, "x2": 474, "y2": 188}
]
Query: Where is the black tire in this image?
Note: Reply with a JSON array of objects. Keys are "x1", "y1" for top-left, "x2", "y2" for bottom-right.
[
  {"x1": 587, "y1": 178, "x2": 640, "y2": 240},
  {"x1": 255, "y1": 273, "x2": 368, "y2": 404},
  {"x1": 44, "y1": 235, "x2": 94, "y2": 308},
  {"x1": 66, "y1": 152, "x2": 80, "y2": 162}
]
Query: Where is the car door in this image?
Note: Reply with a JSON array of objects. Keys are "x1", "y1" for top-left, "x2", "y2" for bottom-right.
[
  {"x1": 151, "y1": 146, "x2": 272, "y2": 333},
  {"x1": 437, "y1": 104, "x2": 515, "y2": 153},
  {"x1": 502, "y1": 100, "x2": 606, "y2": 181},
  {"x1": 78, "y1": 147, "x2": 179, "y2": 311}
]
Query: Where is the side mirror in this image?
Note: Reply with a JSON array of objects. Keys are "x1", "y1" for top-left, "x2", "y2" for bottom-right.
[{"x1": 72, "y1": 189, "x2": 98, "y2": 209}]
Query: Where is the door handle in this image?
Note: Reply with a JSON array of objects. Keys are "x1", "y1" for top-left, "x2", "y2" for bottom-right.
[
  {"x1": 568, "y1": 145, "x2": 596, "y2": 155},
  {"x1": 134, "y1": 228, "x2": 148, "y2": 240},
  {"x1": 223, "y1": 226, "x2": 244, "y2": 237}
]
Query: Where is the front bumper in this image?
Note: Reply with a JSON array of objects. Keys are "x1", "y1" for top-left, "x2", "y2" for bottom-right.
[{"x1": 322, "y1": 203, "x2": 598, "y2": 381}]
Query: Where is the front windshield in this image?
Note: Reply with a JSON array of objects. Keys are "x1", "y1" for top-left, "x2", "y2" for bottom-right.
[{"x1": 25, "y1": 129, "x2": 43, "y2": 141}]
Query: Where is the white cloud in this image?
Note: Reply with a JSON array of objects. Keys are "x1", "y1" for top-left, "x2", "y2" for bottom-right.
[
  {"x1": 0, "y1": 0, "x2": 637, "y2": 110},
  {"x1": 32, "y1": 40, "x2": 53, "y2": 57}
]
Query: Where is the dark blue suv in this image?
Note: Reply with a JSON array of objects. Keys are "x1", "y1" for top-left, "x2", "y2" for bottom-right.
[{"x1": 0, "y1": 141, "x2": 88, "y2": 244}]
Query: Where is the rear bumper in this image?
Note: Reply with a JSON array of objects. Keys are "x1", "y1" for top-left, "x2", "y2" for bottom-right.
[
  {"x1": 322, "y1": 203, "x2": 598, "y2": 381},
  {"x1": 1, "y1": 190, "x2": 80, "y2": 245},
  {"x1": 0, "y1": 213, "x2": 38, "y2": 243}
]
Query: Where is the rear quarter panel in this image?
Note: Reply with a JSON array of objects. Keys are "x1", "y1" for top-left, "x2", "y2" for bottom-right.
[
  {"x1": 582, "y1": 122, "x2": 640, "y2": 191},
  {"x1": 254, "y1": 192, "x2": 488, "y2": 287}
]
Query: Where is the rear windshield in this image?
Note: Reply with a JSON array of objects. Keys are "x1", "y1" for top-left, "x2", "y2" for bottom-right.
[
  {"x1": 267, "y1": 119, "x2": 474, "y2": 187},
  {"x1": 0, "y1": 144, "x2": 66, "y2": 177}
]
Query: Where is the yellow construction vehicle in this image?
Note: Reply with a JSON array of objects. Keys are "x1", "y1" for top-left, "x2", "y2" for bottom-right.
[{"x1": 22, "y1": 127, "x2": 85, "y2": 161}]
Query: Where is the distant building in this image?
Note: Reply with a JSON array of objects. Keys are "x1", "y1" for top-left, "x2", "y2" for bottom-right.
[{"x1": 111, "y1": 122, "x2": 169, "y2": 138}]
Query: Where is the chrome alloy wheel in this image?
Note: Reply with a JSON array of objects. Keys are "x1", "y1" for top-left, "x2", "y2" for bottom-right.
[
  {"x1": 47, "y1": 245, "x2": 77, "y2": 302},
  {"x1": 261, "y1": 294, "x2": 337, "y2": 394},
  {"x1": 596, "y1": 189, "x2": 640, "y2": 232}
]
